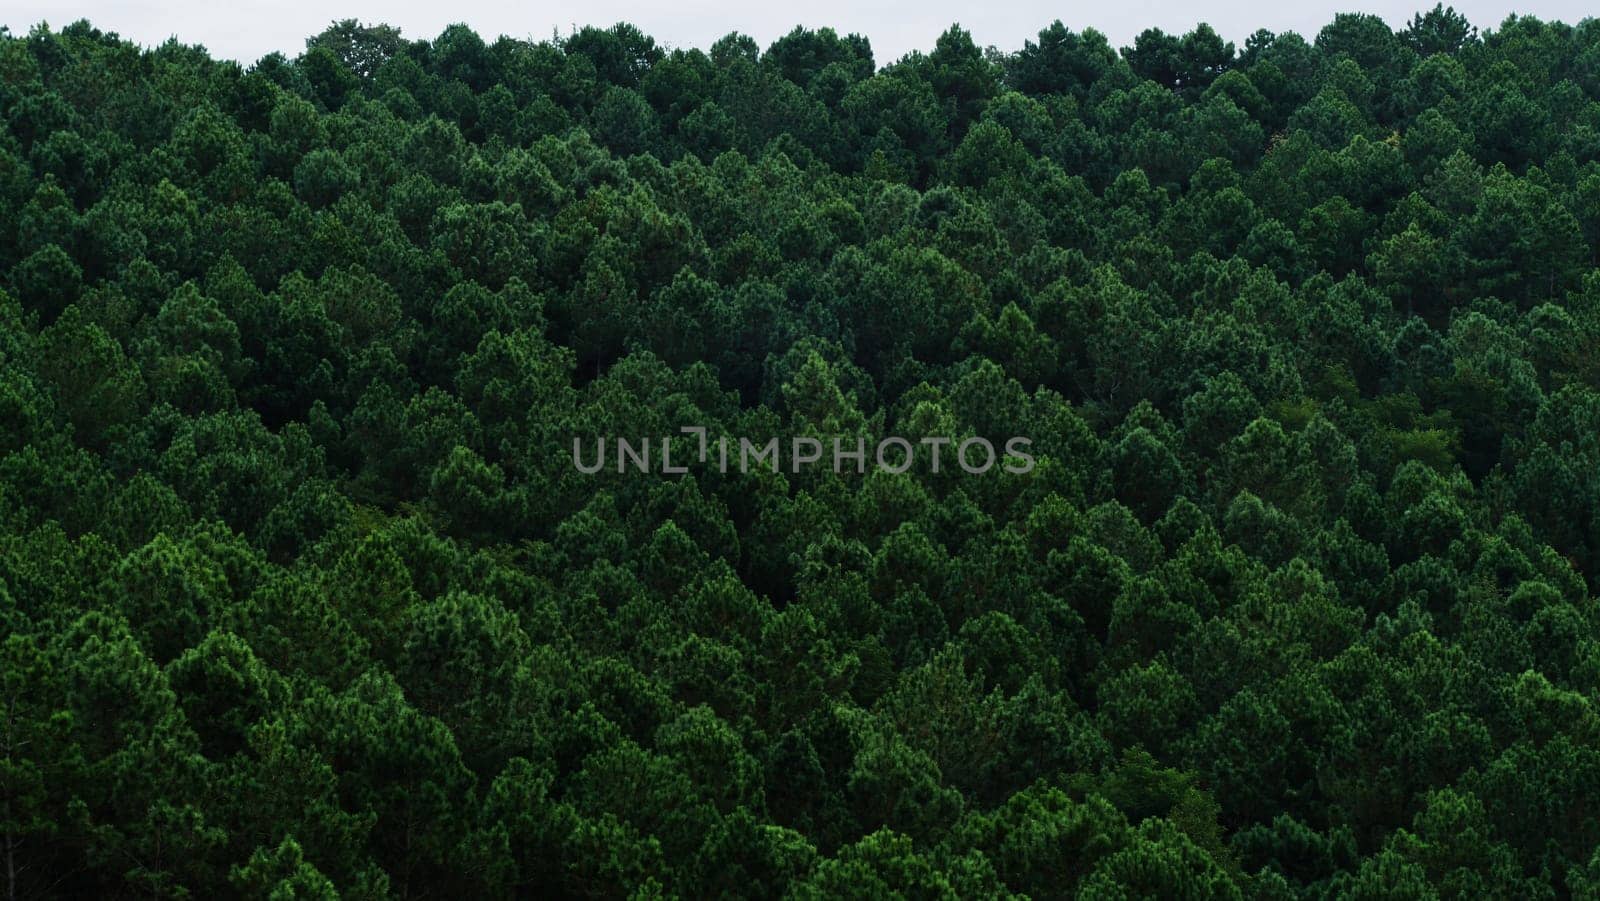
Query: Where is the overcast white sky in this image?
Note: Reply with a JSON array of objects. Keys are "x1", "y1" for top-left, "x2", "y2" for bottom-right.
[{"x1": 3, "y1": 1, "x2": 1595, "y2": 67}]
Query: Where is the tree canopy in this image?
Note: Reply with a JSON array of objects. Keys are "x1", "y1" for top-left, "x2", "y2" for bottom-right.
[{"x1": 6, "y1": 7, "x2": 1600, "y2": 897}]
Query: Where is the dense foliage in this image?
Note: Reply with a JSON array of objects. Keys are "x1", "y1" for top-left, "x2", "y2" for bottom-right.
[{"x1": 5, "y1": 7, "x2": 1600, "y2": 897}]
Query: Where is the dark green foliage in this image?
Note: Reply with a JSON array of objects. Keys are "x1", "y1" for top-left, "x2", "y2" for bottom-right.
[{"x1": 5, "y1": 11, "x2": 1600, "y2": 898}]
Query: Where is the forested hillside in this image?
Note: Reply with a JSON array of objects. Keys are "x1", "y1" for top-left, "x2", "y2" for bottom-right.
[{"x1": 6, "y1": 7, "x2": 1600, "y2": 896}]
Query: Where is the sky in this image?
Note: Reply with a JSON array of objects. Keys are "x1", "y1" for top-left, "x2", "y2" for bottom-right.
[{"x1": 3, "y1": 1, "x2": 1595, "y2": 67}]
